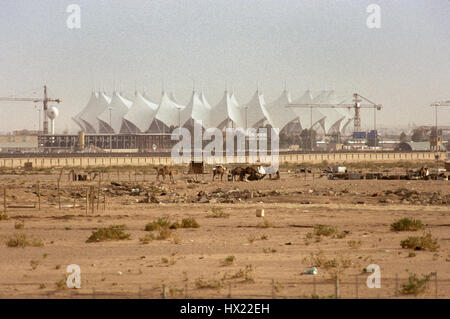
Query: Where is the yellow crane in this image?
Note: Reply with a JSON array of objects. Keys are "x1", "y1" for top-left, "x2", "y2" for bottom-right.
[{"x1": 0, "y1": 85, "x2": 62, "y2": 134}]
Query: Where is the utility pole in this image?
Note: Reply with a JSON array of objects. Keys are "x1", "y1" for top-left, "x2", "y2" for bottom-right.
[
  {"x1": 109, "y1": 107, "x2": 112, "y2": 153},
  {"x1": 430, "y1": 100, "x2": 450, "y2": 175}
]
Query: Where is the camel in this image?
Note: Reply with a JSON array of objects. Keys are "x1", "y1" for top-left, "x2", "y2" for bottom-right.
[
  {"x1": 419, "y1": 167, "x2": 429, "y2": 179},
  {"x1": 212, "y1": 165, "x2": 227, "y2": 181},
  {"x1": 234, "y1": 166, "x2": 265, "y2": 181},
  {"x1": 231, "y1": 167, "x2": 245, "y2": 181},
  {"x1": 155, "y1": 166, "x2": 173, "y2": 181},
  {"x1": 269, "y1": 170, "x2": 280, "y2": 180}
]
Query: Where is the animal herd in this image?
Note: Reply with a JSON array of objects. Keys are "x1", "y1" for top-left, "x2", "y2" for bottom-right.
[{"x1": 154, "y1": 165, "x2": 280, "y2": 182}]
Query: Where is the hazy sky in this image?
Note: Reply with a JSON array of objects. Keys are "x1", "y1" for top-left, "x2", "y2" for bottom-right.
[{"x1": 0, "y1": 0, "x2": 449, "y2": 133}]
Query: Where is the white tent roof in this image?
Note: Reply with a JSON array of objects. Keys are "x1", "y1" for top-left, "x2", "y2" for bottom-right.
[
  {"x1": 200, "y1": 92, "x2": 212, "y2": 110},
  {"x1": 72, "y1": 92, "x2": 98, "y2": 132},
  {"x1": 265, "y1": 90, "x2": 300, "y2": 131},
  {"x1": 312, "y1": 90, "x2": 345, "y2": 134},
  {"x1": 228, "y1": 92, "x2": 245, "y2": 128},
  {"x1": 243, "y1": 90, "x2": 271, "y2": 128},
  {"x1": 122, "y1": 92, "x2": 158, "y2": 133},
  {"x1": 180, "y1": 91, "x2": 211, "y2": 128},
  {"x1": 97, "y1": 92, "x2": 132, "y2": 133},
  {"x1": 291, "y1": 90, "x2": 325, "y2": 130},
  {"x1": 152, "y1": 91, "x2": 184, "y2": 129},
  {"x1": 78, "y1": 92, "x2": 111, "y2": 133},
  {"x1": 209, "y1": 91, "x2": 246, "y2": 129},
  {"x1": 210, "y1": 91, "x2": 236, "y2": 129},
  {"x1": 331, "y1": 92, "x2": 354, "y2": 134}
]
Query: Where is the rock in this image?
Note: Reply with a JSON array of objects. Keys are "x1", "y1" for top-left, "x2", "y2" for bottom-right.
[
  {"x1": 150, "y1": 195, "x2": 160, "y2": 204},
  {"x1": 198, "y1": 196, "x2": 209, "y2": 203}
]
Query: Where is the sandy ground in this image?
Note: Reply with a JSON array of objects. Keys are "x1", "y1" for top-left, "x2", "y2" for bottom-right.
[{"x1": 0, "y1": 169, "x2": 449, "y2": 299}]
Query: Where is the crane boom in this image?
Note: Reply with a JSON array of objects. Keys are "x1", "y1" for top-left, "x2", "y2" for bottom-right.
[
  {"x1": 430, "y1": 101, "x2": 450, "y2": 107},
  {"x1": 287, "y1": 93, "x2": 382, "y2": 133},
  {"x1": 0, "y1": 85, "x2": 61, "y2": 134}
]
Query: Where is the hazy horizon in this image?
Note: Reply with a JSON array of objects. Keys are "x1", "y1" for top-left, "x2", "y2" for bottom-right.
[{"x1": 1, "y1": 0, "x2": 449, "y2": 134}]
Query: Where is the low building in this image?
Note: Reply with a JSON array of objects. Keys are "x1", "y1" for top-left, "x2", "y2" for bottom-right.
[
  {"x1": 394, "y1": 141, "x2": 447, "y2": 152},
  {"x1": 0, "y1": 135, "x2": 39, "y2": 153}
]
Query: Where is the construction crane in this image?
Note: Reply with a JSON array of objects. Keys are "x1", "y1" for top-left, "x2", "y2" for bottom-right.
[
  {"x1": 287, "y1": 93, "x2": 382, "y2": 134},
  {"x1": 0, "y1": 85, "x2": 61, "y2": 134}
]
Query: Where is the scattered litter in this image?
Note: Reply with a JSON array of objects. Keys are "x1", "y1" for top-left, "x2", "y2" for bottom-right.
[{"x1": 303, "y1": 267, "x2": 318, "y2": 275}]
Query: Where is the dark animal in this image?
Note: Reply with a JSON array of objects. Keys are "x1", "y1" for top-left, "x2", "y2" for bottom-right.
[
  {"x1": 419, "y1": 167, "x2": 427, "y2": 179},
  {"x1": 231, "y1": 167, "x2": 245, "y2": 181},
  {"x1": 244, "y1": 166, "x2": 266, "y2": 181},
  {"x1": 155, "y1": 166, "x2": 173, "y2": 181}
]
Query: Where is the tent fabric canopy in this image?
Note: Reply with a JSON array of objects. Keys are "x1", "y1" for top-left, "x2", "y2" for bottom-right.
[
  {"x1": 243, "y1": 90, "x2": 271, "y2": 128},
  {"x1": 149, "y1": 91, "x2": 185, "y2": 132},
  {"x1": 122, "y1": 92, "x2": 158, "y2": 133},
  {"x1": 97, "y1": 92, "x2": 132, "y2": 133},
  {"x1": 265, "y1": 90, "x2": 300, "y2": 131},
  {"x1": 180, "y1": 91, "x2": 211, "y2": 129},
  {"x1": 210, "y1": 90, "x2": 244, "y2": 129},
  {"x1": 73, "y1": 91, "x2": 98, "y2": 132},
  {"x1": 73, "y1": 89, "x2": 358, "y2": 135},
  {"x1": 311, "y1": 90, "x2": 346, "y2": 134},
  {"x1": 291, "y1": 90, "x2": 325, "y2": 130},
  {"x1": 79, "y1": 92, "x2": 111, "y2": 133}
]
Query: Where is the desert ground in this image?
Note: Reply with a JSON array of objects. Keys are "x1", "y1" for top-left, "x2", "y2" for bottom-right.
[{"x1": 0, "y1": 163, "x2": 449, "y2": 299}]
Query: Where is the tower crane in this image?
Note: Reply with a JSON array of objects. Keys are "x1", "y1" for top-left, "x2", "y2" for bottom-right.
[
  {"x1": 287, "y1": 93, "x2": 382, "y2": 133},
  {"x1": 0, "y1": 85, "x2": 62, "y2": 134}
]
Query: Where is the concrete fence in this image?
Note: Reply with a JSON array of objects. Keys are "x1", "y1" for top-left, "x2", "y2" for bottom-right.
[{"x1": 0, "y1": 151, "x2": 447, "y2": 169}]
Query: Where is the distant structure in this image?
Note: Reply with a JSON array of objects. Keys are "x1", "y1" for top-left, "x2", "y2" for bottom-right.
[
  {"x1": 47, "y1": 106, "x2": 59, "y2": 135},
  {"x1": 71, "y1": 88, "x2": 375, "y2": 137}
]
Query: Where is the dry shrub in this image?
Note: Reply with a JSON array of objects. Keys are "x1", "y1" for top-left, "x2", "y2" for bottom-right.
[
  {"x1": 256, "y1": 219, "x2": 274, "y2": 228},
  {"x1": 206, "y1": 207, "x2": 230, "y2": 218},
  {"x1": 156, "y1": 227, "x2": 173, "y2": 240},
  {"x1": 230, "y1": 265, "x2": 255, "y2": 282},
  {"x1": 6, "y1": 233, "x2": 43, "y2": 248},
  {"x1": 313, "y1": 225, "x2": 349, "y2": 239},
  {"x1": 347, "y1": 240, "x2": 362, "y2": 249},
  {"x1": 86, "y1": 225, "x2": 130, "y2": 243},
  {"x1": 139, "y1": 233, "x2": 154, "y2": 244},
  {"x1": 15, "y1": 221, "x2": 24, "y2": 229},
  {"x1": 391, "y1": 218, "x2": 424, "y2": 232},
  {"x1": 180, "y1": 217, "x2": 200, "y2": 229},
  {"x1": 195, "y1": 278, "x2": 224, "y2": 289},
  {"x1": 222, "y1": 255, "x2": 236, "y2": 266},
  {"x1": 145, "y1": 218, "x2": 171, "y2": 231},
  {"x1": 401, "y1": 273, "x2": 432, "y2": 295},
  {"x1": 400, "y1": 232, "x2": 439, "y2": 252}
]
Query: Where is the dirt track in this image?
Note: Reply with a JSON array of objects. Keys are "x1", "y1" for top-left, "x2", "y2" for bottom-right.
[{"x1": 0, "y1": 170, "x2": 449, "y2": 299}]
